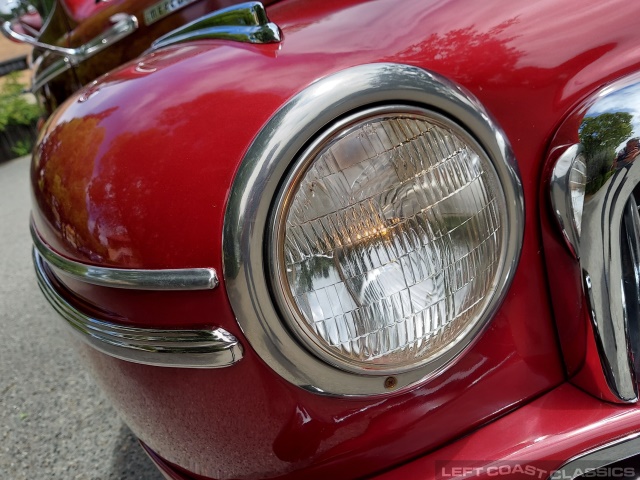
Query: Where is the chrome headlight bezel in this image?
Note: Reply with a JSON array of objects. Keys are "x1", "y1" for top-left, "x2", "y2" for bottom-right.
[{"x1": 223, "y1": 63, "x2": 524, "y2": 396}]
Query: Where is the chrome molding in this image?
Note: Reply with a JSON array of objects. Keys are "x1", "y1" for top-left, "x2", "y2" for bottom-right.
[
  {"x1": 223, "y1": 63, "x2": 524, "y2": 396},
  {"x1": 551, "y1": 432, "x2": 640, "y2": 479},
  {"x1": 34, "y1": 250, "x2": 242, "y2": 368},
  {"x1": 31, "y1": 223, "x2": 218, "y2": 291},
  {"x1": 149, "y1": 1, "x2": 280, "y2": 52},
  {"x1": 549, "y1": 74, "x2": 640, "y2": 403}
]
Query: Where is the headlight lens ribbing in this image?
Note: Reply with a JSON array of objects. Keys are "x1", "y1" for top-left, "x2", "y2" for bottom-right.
[{"x1": 271, "y1": 107, "x2": 507, "y2": 374}]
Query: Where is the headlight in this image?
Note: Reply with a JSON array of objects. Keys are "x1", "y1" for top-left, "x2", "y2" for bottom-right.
[
  {"x1": 271, "y1": 106, "x2": 507, "y2": 374},
  {"x1": 225, "y1": 63, "x2": 523, "y2": 396}
]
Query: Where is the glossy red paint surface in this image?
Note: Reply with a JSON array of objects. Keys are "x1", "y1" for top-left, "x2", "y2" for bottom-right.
[
  {"x1": 60, "y1": 0, "x2": 266, "y2": 23},
  {"x1": 60, "y1": 0, "x2": 111, "y2": 22},
  {"x1": 29, "y1": 0, "x2": 640, "y2": 478},
  {"x1": 72, "y1": 331, "x2": 556, "y2": 480},
  {"x1": 35, "y1": 0, "x2": 280, "y2": 114},
  {"x1": 143, "y1": 384, "x2": 640, "y2": 479},
  {"x1": 372, "y1": 384, "x2": 640, "y2": 480}
]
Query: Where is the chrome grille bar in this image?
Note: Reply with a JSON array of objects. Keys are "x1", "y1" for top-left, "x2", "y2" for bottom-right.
[
  {"x1": 548, "y1": 73, "x2": 640, "y2": 403},
  {"x1": 622, "y1": 194, "x2": 640, "y2": 375}
]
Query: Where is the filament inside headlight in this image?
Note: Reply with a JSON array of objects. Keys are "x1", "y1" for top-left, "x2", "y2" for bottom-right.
[{"x1": 271, "y1": 107, "x2": 508, "y2": 374}]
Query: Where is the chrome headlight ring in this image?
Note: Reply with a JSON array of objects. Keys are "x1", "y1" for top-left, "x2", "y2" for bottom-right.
[{"x1": 223, "y1": 63, "x2": 524, "y2": 396}]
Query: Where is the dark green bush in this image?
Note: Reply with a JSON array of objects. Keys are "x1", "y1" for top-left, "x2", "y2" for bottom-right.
[
  {"x1": 0, "y1": 73, "x2": 41, "y2": 160},
  {"x1": 0, "y1": 72, "x2": 40, "y2": 131}
]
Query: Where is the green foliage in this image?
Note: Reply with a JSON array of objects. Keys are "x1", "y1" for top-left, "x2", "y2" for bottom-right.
[
  {"x1": 584, "y1": 147, "x2": 614, "y2": 195},
  {"x1": 0, "y1": 73, "x2": 41, "y2": 131},
  {"x1": 11, "y1": 139, "x2": 33, "y2": 157},
  {"x1": 579, "y1": 112, "x2": 634, "y2": 193},
  {"x1": 580, "y1": 112, "x2": 633, "y2": 155}
]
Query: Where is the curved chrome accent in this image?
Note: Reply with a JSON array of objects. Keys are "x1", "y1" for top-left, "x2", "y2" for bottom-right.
[
  {"x1": 34, "y1": 249, "x2": 242, "y2": 368},
  {"x1": 223, "y1": 63, "x2": 524, "y2": 396},
  {"x1": 549, "y1": 74, "x2": 640, "y2": 403},
  {"x1": 34, "y1": 250, "x2": 241, "y2": 367},
  {"x1": 550, "y1": 144, "x2": 585, "y2": 259},
  {"x1": 552, "y1": 432, "x2": 640, "y2": 479},
  {"x1": 3, "y1": 13, "x2": 138, "y2": 63},
  {"x1": 149, "y1": 1, "x2": 280, "y2": 52},
  {"x1": 31, "y1": 223, "x2": 218, "y2": 291}
]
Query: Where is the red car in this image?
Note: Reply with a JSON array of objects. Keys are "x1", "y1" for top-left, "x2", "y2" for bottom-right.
[{"x1": 12, "y1": 0, "x2": 640, "y2": 478}]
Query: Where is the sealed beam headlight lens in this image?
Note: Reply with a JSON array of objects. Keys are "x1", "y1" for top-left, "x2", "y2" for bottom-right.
[{"x1": 271, "y1": 106, "x2": 508, "y2": 374}]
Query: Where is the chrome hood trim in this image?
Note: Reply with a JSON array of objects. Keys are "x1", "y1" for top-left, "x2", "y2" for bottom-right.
[{"x1": 149, "y1": 1, "x2": 280, "y2": 52}]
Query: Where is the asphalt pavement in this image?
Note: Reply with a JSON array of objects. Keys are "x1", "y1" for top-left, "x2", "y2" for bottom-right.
[{"x1": 0, "y1": 156, "x2": 163, "y2": 480}]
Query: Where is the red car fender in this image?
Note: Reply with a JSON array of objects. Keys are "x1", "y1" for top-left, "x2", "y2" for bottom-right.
[{"x1": 29, "y1": 0, "x2": 640, "y2": 478}]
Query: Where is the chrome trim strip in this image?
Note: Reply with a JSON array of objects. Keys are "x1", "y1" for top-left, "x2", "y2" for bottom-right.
[
  {"x1": 551, "y1": 432, "x2": 640, "y2": 479},
  {"x1": 149, "y1": 2, "x2": 280, "y2": 52},
  {"x1": 223, "y1": 63, "x2": 524, "y2": 396},
  {"x1": 31, "y1": 223, "x2": 218, "y2": 291},
  {"x1": 34, "y1": 249, "x2": 242, "y2": 368}
]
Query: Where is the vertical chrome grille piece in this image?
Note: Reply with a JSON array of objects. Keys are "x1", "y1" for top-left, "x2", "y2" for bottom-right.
[
  {"x1": 622, "y1": 194, "x2": 640, "y2": 376},
  {"x1": 549, "y1": 73, "x2": 640, "y2": 403}
]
